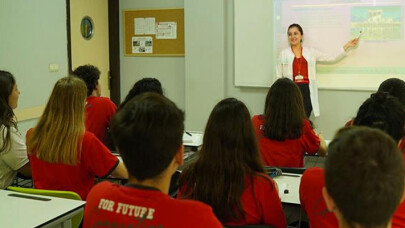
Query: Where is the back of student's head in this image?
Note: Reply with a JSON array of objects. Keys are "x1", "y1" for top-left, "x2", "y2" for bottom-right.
[
  {"x1": 111, "y1": 92, "x2": 184, "y2": 181},
  {"x1": 27, "y1": 76, "x2": 87, "y2": 165},
  {"x1": 263, "y1": 78, "x2": 306, "y2": 140},
  {"x1": 378, "y1": 78, "x2": 405, "y2": 107},
  {"x1": 353, "y1": 91, "x2": 405, "y2": 142},
  {"x1": 72, "y1": 64, "x2": 100, "y2": 96},
  {"x1": 0, "y1": 70, "x2": 17, "y2": 153},
  {"x1": 180, "y1": 98, "x2": 264, "y2": 222},
  {"x1": 120, "y1": 78, "x2": 163, "y2": 109},
  {"x1": 325, "y1": 127, "x2": 404, "y2": 228}
]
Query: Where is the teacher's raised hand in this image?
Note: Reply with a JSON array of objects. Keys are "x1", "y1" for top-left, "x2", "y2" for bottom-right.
[{"x1": 343, "y1": 38, "x2": 359, "y2": 51}]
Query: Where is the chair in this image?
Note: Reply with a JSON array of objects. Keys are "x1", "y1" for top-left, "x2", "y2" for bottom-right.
[
  {"x1": 169, "y1": 170, "x2": 181, "y2": 198},
  {"x1": 7, "y1": 186, "x2": 83, "y2": 228}
]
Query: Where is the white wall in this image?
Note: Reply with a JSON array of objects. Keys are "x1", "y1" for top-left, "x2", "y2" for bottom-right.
[
  {"x1": 185, "y1": 0, "x2": 374, "y2": 139},
  {"x1": 119, "y1": 0, "x2": 185, "y2": 111},
  {"x1": 0, "y1": 0, "x2": 68, "y2": 136}
]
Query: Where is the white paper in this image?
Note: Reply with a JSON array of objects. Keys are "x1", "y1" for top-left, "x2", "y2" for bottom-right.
[
  {"x1": 134, "y1": 17, "x2": 156, "y2": 35},
  {"x1": 156, "y1": 22, "x2": 177, "y2": 39},
  {"x1": 145, "y1": 17, "x2": 156, "y2": 34},
  {"x1": 132, "y1": 36, "x2": 153, "y2": 54}
]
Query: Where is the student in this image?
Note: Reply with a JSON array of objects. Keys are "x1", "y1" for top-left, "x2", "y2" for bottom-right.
[
  {"x1": 179, "y1": 98, "x2": 286, "y2": 227},
  {"x1": 378, "y1": 78, "x2": 405, "y2": 107},
  {"x1": 0, "y1": 71, "x2": 31, "y2": 189},
  {"x1": 323, "y1": 127, "x2": 404, "y2": 228},
  {"x1": 72, "y1": 64, "x2": 116, "y2": 145},
  {"x1": 83, "y1": 93, "x2": 222, "y2": 228},
  {"x1": 300, "y1": 92, "x2": 405, "y2": 228},
  {"x1": 119, "y1": 77, "x2": 163, "y2": 109},
  {"x1": 345, "y1": 78, "x2": 405, "y2": 126},
  {"x1": 26, "y1": 76, "x2": 127, "y2": 200},
  {"x1": 252, "y1": 78, "x2": 326, "y2": 168}
]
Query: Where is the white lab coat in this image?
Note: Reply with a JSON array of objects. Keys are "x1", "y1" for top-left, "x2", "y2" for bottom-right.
[{"x1": 276, "y1": 46, "x2": 347, "y2": 117}]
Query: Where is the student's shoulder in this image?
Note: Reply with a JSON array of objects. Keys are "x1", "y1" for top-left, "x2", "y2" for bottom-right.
[
  {"x1": 251, "y1": 115, "x2": 265, "y2": 126},
  {"x1": 169, "y1": 199, "x2": 221, "y2": 226},
  {"x1": 88, "y1": 96, "x2": 116, "y2": 107},
  {"x1": 251, "y1": 172, "x2": 276, "y2": 189},
  {"x1": 301, "y1": 167, "x2": 324, "y2": 184},
  {"x1": 87, "y1": 181, "x2": 116, "y2": 199}
]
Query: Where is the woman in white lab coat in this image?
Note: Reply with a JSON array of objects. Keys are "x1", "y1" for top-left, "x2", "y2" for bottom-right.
[{"x1": 276, "y1": 23, "x2": 358, "y2": 117}]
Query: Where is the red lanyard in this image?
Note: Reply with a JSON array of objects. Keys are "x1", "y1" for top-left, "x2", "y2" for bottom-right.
[{"x1": 291, "y1": 46, "x2": 303, "y2": 75}]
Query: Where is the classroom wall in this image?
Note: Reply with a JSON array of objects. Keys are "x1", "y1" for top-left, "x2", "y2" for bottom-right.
[
  {"x1": 185, "y1": 0, "x2": 374, "y2": 139},
  {"x1": 119, "y1": 0, "x2": 185, "y2": 111},
  {"x1": 0, "y1": 0, "x2": 68, "y2": 136}
]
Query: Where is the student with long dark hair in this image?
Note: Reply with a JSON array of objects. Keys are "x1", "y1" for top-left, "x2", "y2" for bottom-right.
[
  {"x1": 179, "y1": 98, "x2": 286, "y2": 227},
  {"x1": 26, "y1": 76, "x2": 127, "y2": 200},
  {"x1": 0, "y1": 70, "x2": 31, "y2": 189},
  {"x1": 252, "y1": 78, "x2": 326, "y2": 168}
]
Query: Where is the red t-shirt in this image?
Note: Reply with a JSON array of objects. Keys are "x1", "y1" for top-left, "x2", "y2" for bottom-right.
[
  {"x1": 83, "y1": 181, "x2": 222, "y2": 228},
  {"x1": 300, "y1": 167, "x2": 405, "y2": 228},
  {"x1": 27, "y1": 130, "x2": 119, "y2": 200},
  {"x1": 292, "y1": 56, "x2": 309, "y2": 84},
  {"x1": 178, "y1": 173, "x2": 286, "y2": 228},
  {"x1": 85, "y1": 96, "x2": 116, "y2": 144},
  {"x1": 299, "y1": 167, "x2": 338, "y2": 228},
  {"x1": 252, "y1": 115, "x2": 320, "y2": 167}
]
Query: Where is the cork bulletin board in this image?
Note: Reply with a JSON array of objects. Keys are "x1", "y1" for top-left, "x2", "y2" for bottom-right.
[{"x1": 123, "y1": 8, "x2": 184, "y2": 56}]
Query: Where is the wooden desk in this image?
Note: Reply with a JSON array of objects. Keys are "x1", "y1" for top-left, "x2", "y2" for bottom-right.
[
  {"x1": 0, "y1": 189, "x2": 85, "y2": 227},
  {"x1": 273, "y1": 173, "x2": 302, "y2": 205}
]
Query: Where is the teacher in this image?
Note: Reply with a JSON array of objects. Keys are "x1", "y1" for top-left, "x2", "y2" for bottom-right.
[{"x1": 276, "y1": 23, "x2": 358, "y2": 117}]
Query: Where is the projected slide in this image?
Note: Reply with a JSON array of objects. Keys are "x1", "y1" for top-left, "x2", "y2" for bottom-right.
[
  {"x1": 274, "y1": 0, "x2": 405, "y2": 75},
  {"x1": 351, "y1": 6, "x2": 402, "y2": 41}
]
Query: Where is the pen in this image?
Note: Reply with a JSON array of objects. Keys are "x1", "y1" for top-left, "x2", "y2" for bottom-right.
[{"x1": 185, "y1": 131, "x2": 192, "y2": 136}]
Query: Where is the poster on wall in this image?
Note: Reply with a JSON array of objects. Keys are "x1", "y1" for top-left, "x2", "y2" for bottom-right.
[
  {"x1": 132, "y1": 36, "x2": 153, "y2": 53},
  {"x1": 156, "y1": 22, "x2": 177, "y2": 39},
  {"x1": 134, "y1": 17, "x2": 156, "y2": 35}
]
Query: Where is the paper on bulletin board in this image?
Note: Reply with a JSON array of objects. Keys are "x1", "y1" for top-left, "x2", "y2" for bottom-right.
[
  {"x1": 132, "y1": 37, "x2": 153, "y2": 53},
  {"x1": 134, "y1": 17, "x2": 156, "y2": 35},
  {"x1": 156, "y1": 22, "x2": 177, "y2": 39}
]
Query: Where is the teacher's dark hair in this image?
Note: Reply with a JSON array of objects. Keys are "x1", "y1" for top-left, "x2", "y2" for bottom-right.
[
  {"x1": 0, "y1": 70, "x2": 17, "y2": 153},
  {"x1": 263, "y1": 78, "x2": 307, "y2": 141},
  {"x1": 179, "y1": 98, "x2": 266, "y2": 223},
  {"x1": 288, "y1": 23, "x2": 304, "y2": 35}
]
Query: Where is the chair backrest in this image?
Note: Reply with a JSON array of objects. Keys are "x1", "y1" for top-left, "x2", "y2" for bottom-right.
[
  {"x1": 7, "y1": 186, "x2": 83, "y2": 228},
  {"x1": 169, "y1": 170, "x2": 181, "y2": 198}
]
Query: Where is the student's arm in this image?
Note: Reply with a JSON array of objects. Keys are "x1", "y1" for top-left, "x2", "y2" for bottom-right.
[
  {"x1": 317, "y1": 133, "x2": 327, "y2": 157},
  {"x1": 18, "y1": 163, "x2": 32, "y2": 178},
  {"x1": 110, "y1": 161, "x2": 128, "y2": 179}
]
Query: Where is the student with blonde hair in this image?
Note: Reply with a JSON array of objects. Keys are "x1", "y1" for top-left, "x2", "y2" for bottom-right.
[{"x1": 27, "y1": 76, "x2": 127, "y2": 200}]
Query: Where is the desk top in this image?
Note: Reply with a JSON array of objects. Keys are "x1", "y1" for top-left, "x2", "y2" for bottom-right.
[
  {"x1": 273, "y1": 173, "x2": 302, "y2": 205},
  {"x1": 0, "y1": 189, "x2": 85, "y2": 227}
]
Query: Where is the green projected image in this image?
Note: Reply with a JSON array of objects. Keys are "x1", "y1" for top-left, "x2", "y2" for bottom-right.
[{"x1": 351, "y1": 6, "x2": 402, "y2": 41}]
